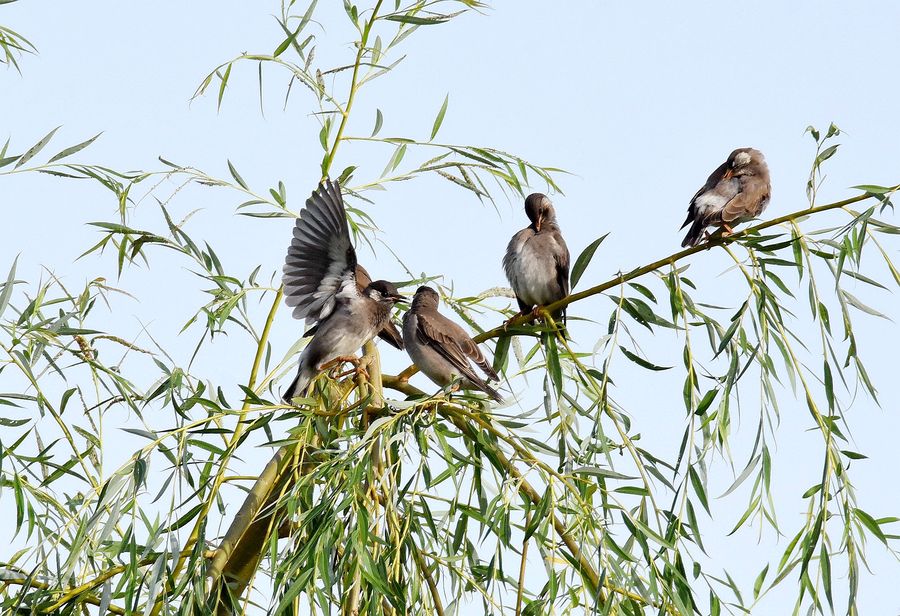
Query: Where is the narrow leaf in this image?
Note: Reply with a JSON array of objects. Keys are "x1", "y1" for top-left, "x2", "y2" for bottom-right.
[
  {"x1": 48, "y1": 132, "x2": 101, "y2": 163},
  {"x1": 570, "y1": 233, "x2": 609, "y2": 289},
  {"x1": 430, "y1": 93, "x2": 449, "y2": 141},
  {"x1": 15, "y1": 126, "x2": 60, "y2": 168}
]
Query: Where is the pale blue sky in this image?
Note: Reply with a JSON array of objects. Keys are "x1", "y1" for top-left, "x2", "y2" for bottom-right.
[{"x1": 2, "y1": 1, "x2": 900, "y2": 613}]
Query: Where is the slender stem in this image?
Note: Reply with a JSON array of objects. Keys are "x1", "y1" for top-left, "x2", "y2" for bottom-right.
[
  {"x1": 159, "y1": 288, "x2": 283, "y2": 616},
  {"x1": 515, "y1": 510, "x2": 531, "y2": 616},
  {"x1": 321, "y1": 0, "x2": 385, "y2": 181},
  {"x1": 412, "y1": 544, "x2": 445, "y2": 616}
]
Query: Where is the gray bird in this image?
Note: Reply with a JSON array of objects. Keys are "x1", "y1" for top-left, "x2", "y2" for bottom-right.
[
  {"x1": 301, "y1": 263, "x2": 404, "y2": 351},
  {"x1": 681, "y1": 148, "x2": 771, "y2": 248},
  {"x1": 282, "y1": 179, "x2": 406, "y2": 402},
  {"x1": 503, "y1": 193, "x2": 571, "y2": 321},
  {"x1": 403, "y1": 286, "x2": 503, "y2": 402}
]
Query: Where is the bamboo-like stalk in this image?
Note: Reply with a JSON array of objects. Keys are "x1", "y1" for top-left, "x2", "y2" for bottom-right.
[
  {"x1": 411, "y1": 544, "x2": 445, "y2": 616},
  {"x1": 156, "y1": 288, "x2": 283, "y2": 616},
  {"x1": 208, "y1": 446, "x2": 295, "y2": 582}
]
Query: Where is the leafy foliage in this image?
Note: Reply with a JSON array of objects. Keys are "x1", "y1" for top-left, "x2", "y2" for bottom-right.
[
  {"x1": 0, "y1": 0, "x2": 36, "y2": 73},
  {"x1": 1, "y1": 2, "x2": 899, "y2": 616}
]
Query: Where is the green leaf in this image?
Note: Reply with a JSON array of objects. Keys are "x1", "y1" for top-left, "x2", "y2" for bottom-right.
[
  {"x1": 545, "y1": 334, "x2": 562, "y2": 395},
  {"x1": 801, "y1": 484, "x2": 822, "y2": 499},
  {"x1": 573, "y1": 466, "x2": 637, "y2": 481},
  {"x1": 524, "y1": 492, "x2": 550, "y2": 541},
  {"x1": 695, "y1": 388, "x2": 718, "y2": 415},
  {"x1": 227, "y1": 159, "x2": 249, "y2": 190},
  {"x1": 371, "y1": 108, "x2": 383, "y2": 137},
  {"x1": 688, "y1": 466, "x2": 710, "y2": 514},
  {"x1": 430, "y1": 93, "x2": 449, "y2": 140},
  {"x1": 840, "y1": 450, "x2": 867, "y2": 460},
  {"x1": 841, "y1": 290, "x2": 889, "y2": 319},
  {"x1": 217, "y1": 63, "x2": 231, "y2": 111},
  {"x1": 384, "y1": 14, "x2": 450, "y2": 25},
  {"x1": 719, "y1": 454, "x2": 760, "y2": 498},
  {"x1": 47, "y1": 132, "x2": 101, "y2": 163},
  {"x1": 570, "y1": 233, "x2": 608, "y2": 289},
  {"x1": 753, "y1": 564, "x2": 769, "y2": 599},
  {"x1": 273, "y1": 22, "x2": 302, "y2": 57},
  {"x1": 854, "y1": 508, "x2": 887, "y2": 544},
  {"x1": 821, "y1": 545, "x2": 833, "y2": 609},
  {"x1": 0, "y1": 256, "x2": 18, "y2": 319},
  {"x1": 852, "y1": 184, "x2": 892, "y2": 195},
  {"x1": 15, "y1": 126, "x2": 60, "y2": 168},
  {"x1": 816, "y1": 143, "x2": 839, "y2": 165},
  {"x1": 619, "y1": 345, "x2": 671, "y2": 371}
]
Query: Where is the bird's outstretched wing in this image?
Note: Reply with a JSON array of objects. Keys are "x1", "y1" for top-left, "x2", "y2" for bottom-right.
[
  {"x1": 283, "y1": 179, "x2": 358, "y2": 323},
  {"x1": 415, "y1": 311, "x2": 502, "y2": 401}
]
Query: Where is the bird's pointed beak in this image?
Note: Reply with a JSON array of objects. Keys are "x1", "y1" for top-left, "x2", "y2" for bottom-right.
[
  {"x1": 391, "y1": 293, "x2": 408, "y2": 304},
  {"x1": 723, "y1": 168, "x2": 734, "y2": 181},
  {"x1": 535, "y1": 211, "x2": 543, "y2": 233}
]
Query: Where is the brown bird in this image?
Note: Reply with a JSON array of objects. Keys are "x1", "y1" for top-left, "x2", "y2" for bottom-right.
[
  {"x1": 402, "y1": 286, "x2": 503, "y2": 402},
  {"x1": 502, "y1": 193, "x2": 571, "y2": 322},
  {"x1": 681, "y1": 148, "x2": 771, "y2": 247},
  {"x1": 302, "y1": 264, "x2": 404, "y2": 351}
]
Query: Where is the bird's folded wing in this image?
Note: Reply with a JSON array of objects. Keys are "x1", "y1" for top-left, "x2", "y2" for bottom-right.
[
  {"x1": 283, "y1": 179, "x2": 358, "y2": 322},
  {"x1": 693, "y1": 181, "x2": 741, "y2": 224},
  {"x1": 416, "y1": 311, "x2": 499, "y2": 382},
  {"x1": 722, "y1": 178, "x2": 769, "y2": 224},
  {"x1": 552, "y1": 232, "x2": 571, "y2": 298}
]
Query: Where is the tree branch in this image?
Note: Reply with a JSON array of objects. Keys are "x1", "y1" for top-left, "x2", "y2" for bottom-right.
[
  {"x1": 474, "y1": 190, "x2": 891, "y2": 344},
  {"x1": 381, "y1": 375, "x2": 604, "y2": 602}
]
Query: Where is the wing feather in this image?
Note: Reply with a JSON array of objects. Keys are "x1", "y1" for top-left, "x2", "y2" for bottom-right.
[
  {"x1": 283, "y1": 179, "x2": 358, "y2": 322},
  {"x1": 416, "y1": 312, "x2": 499, "y2": 382}
]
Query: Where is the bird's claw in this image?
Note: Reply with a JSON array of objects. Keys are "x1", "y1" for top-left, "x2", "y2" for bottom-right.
[{"x1": 322, "y1": 355, "x2": 369, "y2": 381}]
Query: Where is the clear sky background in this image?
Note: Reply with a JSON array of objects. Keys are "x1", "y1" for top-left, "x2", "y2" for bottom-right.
[{"x1": 2, "y1": 1, "x2": 900, "y2": 613}]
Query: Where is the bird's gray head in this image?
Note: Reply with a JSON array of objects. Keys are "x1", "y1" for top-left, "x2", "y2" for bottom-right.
[
  {"x1": 364, "y1": 280, "x2": 407, "y2": 305},
  {"x1": 411, "y1": 286, "x2": 440, "y2": 310},
  {"x1": 524, "y1": 193, "x2": 556, "y2": 233},
  {"x1": 726, "y1": 148, "x2": 767, "y2": 178}
]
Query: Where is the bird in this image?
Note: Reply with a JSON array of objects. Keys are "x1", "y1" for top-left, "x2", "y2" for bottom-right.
[
  {"x1": 503, "y1": 192, "x2": 571, "y2": 323},
  {"x1": 680, "y1": 148, "x2": 771, "y2": 248},
  {"x1": 402, "y1": 286, "x2": 503, "y2": 402},
  {"x1": 301, "y1": 263, "x2": 404, "y2": 351},
  {"x1": 282, "y1": 179, "x2": 406, "y2": 403}
]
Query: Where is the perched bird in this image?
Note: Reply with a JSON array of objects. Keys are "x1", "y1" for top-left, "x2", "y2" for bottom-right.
[
  {"x1": 282, "y1": 179, "x2": 406, "y2": 402},
  {"x1": 680, "y1": 148, "x2": 771, "y2": 248},
  {"x1": 403, "y1": 286, "x2": 503, "y2": 402},
  {"x1": 503, "y1": 193, "x2": 571, "y2": 322},
  {"x1": 301, "y1": 263, "x2": 404, "y2": 351}
]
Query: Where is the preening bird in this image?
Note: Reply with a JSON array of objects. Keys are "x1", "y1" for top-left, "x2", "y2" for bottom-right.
[
  {"x1": 402, "y1": 286, "x2": 503, "y2": 402},
  {"x1": 503, "y1": 193, "x2": 571, "y2": 322},
  {"x1": 282, "y1": 179, "x2": 406, "y2": 402},
  {"x1": 680, "y1": 148, "x2": 771, "y2": 248}
]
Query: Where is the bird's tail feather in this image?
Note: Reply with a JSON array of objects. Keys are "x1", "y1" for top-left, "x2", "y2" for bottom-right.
[
  {"x1": 472, "y1": 377, "x2": 504, "y2": 403},
  {"x1": 282, "y1": 365, "x2": 314, "y2": 404},
  {"x1": 681, "y1": 220, "x2": 705, "y2": 248}
]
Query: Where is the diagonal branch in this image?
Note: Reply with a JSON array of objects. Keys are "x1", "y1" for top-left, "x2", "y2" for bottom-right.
[{"x1": 475, "y1": 190, "x2": 893, "y2": 344}]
